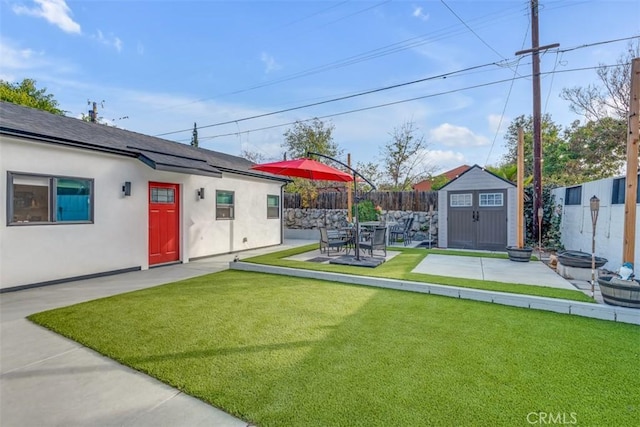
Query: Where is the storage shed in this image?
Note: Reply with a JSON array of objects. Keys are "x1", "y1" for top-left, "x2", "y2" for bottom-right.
[{"x1": 437, "y1": 165, "x2": 517, "y2": 251}]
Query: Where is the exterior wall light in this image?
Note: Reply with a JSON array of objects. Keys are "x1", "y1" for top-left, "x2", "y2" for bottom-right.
[
  {"x1": 197, "y1": 188, "x2": 205, "y2": 200},
  {"x1": 122, "y1": 181, "x2": 132, "y2": 196}
]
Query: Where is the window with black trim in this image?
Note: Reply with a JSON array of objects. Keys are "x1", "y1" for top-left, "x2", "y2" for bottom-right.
[
  {"x1": 216, "y1": 190, "x2": 234, "y2": 219},
  {"x1": 8, "y1": 172, "x2": 94, "y2": 225},
  {"x1": 612, "y1": 175, "x2": 640, "y2": 204},
  {"x1": 267, "y1": 195, "x2": 279, "y2": 219},
  {"x1": 565, "y1": 186, "x2": 582, "y2": 205}
]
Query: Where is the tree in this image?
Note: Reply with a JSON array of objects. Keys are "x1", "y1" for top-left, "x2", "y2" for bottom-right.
[
  {"x1": 191, "y1": 122, "x2": 199, "y2": 147},
  {"x1": 281, "y1": 118, "x2": 343, "y2": 208},
  {"x1": 486, "y1": 164, "x2": 533, "y2": 185},
  {"x1": 379, "y1": 121, "x2": 433, "y2": 190},
  {"x1": 240, "y1": 149, "x2": 268, "y2": 164},
  {"x1": 501, "y1": 114, "x2": 570, "y2": 185},
  {"x1": 557, "y1": 41, "x2": 637, "y2": 181},
  {"x1": 563, "y1": 117, "x2": 627, "y2": 181},
  {"x1": 282, "y1": 118, "x2": 341, "y2": 160},
  {"x1": 560, "y1": 40, "x2": 638, "y2": 121},
  {"x1": 0, "y1": 78, "x2": 64, "y2": 114},
  {"x1": 354, "y1": 161, "x2": 383, "y2": 192}
]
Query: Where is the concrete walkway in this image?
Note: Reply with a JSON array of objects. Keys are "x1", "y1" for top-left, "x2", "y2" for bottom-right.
[
  {"x1": 412, "y1": 254, "x2": 577, "y2": 290},
  {"x1": 1, "y1": 242, "x2": 313, "y2": 427},
  {"x1": 2, "y1": 240, "x2": 638, "y2": 426}
]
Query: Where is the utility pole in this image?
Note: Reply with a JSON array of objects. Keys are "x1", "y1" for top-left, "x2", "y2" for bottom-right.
[
  {"x1": 89, "y1": 101, "x2": 98, "y2": 123},
  {"x1": 87, "y1": 100, "x2": 105, "y2": 123},
  {"x1": 515, "y1": 1, "x2": 559, "y2": 243}
]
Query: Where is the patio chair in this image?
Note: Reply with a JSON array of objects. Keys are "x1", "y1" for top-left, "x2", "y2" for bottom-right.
[
  {"x1": 360, "y1": 226, "x2": 387, "y2": 258},
  {"x1": 389, "y1": 221, "x2": 404, "y2": 243},
  {"x1": 319, "y1": 227, "x2": 347, "y2": 256},
  {"x1": 390, "y1": 217, "x2": 414, "y2": 246}
]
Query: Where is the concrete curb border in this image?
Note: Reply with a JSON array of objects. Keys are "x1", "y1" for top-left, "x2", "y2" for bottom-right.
[{"x1": 229, "y1": 262, "x2": 640, "y2": 326}]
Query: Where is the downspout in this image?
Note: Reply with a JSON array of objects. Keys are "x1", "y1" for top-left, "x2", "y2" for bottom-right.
[{"x1": 280, "y1": 182, "x2": 287, "y2": 245}]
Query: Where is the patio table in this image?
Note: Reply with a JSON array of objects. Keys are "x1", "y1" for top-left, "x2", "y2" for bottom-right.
[{"x1": 359, "y1": 221, "x2": 397, "y2": 246}]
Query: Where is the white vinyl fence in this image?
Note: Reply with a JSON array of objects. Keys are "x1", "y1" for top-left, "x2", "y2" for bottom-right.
[{"x1": 552, "y1": 173, "x2": 640, "y2": 272}]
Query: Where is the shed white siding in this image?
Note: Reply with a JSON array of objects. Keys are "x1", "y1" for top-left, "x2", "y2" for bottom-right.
[{"x1": 438, "y1": 166, "x2": 516, "y2": 248}]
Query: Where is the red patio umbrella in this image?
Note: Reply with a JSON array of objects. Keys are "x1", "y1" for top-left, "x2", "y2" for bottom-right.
[{"x1": 251, "y1": 158, "x2": 354, "y2": 182}]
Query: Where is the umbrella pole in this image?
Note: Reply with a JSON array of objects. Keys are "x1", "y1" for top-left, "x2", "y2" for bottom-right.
[{"x1": 354, "y1": 173, "x2": 361, "y2": 261}]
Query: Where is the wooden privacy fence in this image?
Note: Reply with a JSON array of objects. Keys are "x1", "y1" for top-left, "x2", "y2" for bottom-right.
[{"x1": 284, "y1": 191, "x2": 438, "y2": 211}]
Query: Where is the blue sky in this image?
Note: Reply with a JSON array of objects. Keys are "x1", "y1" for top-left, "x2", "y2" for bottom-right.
[{"x1": 1, "y1": 0, "x2": 638, "y2": 175}]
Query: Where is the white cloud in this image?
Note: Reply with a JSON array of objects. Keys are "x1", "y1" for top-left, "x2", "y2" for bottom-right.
[
  {"x1": 13, "y1": 0, "x2": 81, "y2": 34},
  {"x1": 0, "y1": 39, "x2": 43, "y2": 70},
  {"x1": 260, "y1": 52, "x2": 282, "y2": 74},
  {"x1": 412, "y1": 6, "x2": 429, "y2": 22},
  {"x1": 423, "y1": 149, "x2": 466, "y2": 175},
  {"x1": 93, "y1": 30, "x2": 123, "y2": 52},
  {"x1": 428, "y1": 123, "x2": 489, "y2": 147}
]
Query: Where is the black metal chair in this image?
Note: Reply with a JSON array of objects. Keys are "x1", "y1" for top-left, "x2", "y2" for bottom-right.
[
  {"x1": 360, "y1": 227, "x2": 387, "y2": 258},
  {"x1": 319, "y1": 227, "x2": 346, "y2": 256},
  {"x1": 390, "y1": 217, "x2": 414, "y2": 246}
]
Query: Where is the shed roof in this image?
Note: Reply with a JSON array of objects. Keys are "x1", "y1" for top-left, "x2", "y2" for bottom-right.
[
  {"x1": 439, "y1": 164, "x2": 515, "y2": 190},
  {"x1": 0, "y1": 101, "x2": 288, "y2": 181}
]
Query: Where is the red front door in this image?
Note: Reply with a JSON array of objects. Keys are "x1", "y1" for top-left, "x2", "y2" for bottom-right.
[{"x1": 148, "y1": 182, "x2": 180, "y2": 265}]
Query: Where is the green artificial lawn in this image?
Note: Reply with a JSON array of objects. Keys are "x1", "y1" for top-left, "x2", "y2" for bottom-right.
[
  {"x1": 29, "y1": 271, "x2": 639, "y2": 427},
  {"x1": 242, "y1": 245, "x2": 592, "y2": 303}
]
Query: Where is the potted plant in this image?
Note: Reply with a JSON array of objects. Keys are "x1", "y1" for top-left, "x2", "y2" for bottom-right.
[{"x1": 506, "y1": 245, "x2": 533, "y2": 262}]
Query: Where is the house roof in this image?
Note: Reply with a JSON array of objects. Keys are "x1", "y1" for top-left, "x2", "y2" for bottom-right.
[
  {"x1": 413, "y1": 164, "x2": 471, "y2": 190},
  {"x1": 0, "y1": 101, "x2": 289, "y2": 181}
]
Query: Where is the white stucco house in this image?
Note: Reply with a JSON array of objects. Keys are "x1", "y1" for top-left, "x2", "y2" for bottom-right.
[{"x1": 0, "y1": 101, "x2": 289, "y2": 291}]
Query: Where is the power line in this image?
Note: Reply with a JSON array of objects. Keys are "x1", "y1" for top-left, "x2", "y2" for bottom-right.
[
  {"x1": 274, "y1": 0, "x2": 351, "y2": 30},
  {"x1": 154, "y1": 60, "x2": 511, "y2": 137},
  {"x1": 483, "y1": 16, "x2": 531, "y2": 167},
  {"x1": 157, "y1": 34, "x2": 633, "y2": 138},
  {"x1": 158, "y1": 36, "x2": 637, "y2": 140},
  {"x1": 197, "y1": 63, "x2": 620, "y2": 142},
  {"x1": 440, "y1": 0, "x2": 505, "y2": 59},
  {"x1": 149, "y1": 3, "x2": 527, "y2": 113}
]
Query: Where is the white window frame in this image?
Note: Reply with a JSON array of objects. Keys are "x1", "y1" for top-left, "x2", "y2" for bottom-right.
[
  {"x1": 479, "y1": 192, "x2": 504, "y2": 207},
  {"x1": 450, "y1": 193, "x2": 472, "y2": 207}
]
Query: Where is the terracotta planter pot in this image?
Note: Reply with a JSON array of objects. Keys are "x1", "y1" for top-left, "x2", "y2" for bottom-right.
[{"x1": 506, "y1": 246, "x2": 533, "y2": 262}]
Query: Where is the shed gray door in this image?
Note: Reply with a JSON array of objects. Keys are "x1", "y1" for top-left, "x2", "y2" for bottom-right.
[{"x1": 447, "y1": 190, "x2": 507, "y2": 250}]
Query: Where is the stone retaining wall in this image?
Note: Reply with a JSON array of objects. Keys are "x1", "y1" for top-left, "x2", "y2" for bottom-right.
[{"x1": 284, "y1": 208, "x2": 438, "y2": 242}]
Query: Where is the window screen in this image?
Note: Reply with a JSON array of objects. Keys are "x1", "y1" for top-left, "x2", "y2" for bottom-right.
[
  {"x1": 216, "y1": 190, "x2": 235, "y2": 219},
  {"x1": 267, "y1": 195, "x2": 279, "y2": 219}
]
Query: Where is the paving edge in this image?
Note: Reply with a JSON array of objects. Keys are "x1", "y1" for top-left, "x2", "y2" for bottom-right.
[{"x1": 229, "y1": 262, "x2": 640, "y2": 326}]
